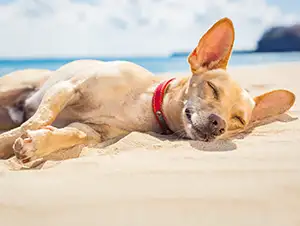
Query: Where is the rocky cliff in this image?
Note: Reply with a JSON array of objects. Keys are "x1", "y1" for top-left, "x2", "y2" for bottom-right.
[{"x1": 256, "y1": 24, "x2": 300, "y2": 52}]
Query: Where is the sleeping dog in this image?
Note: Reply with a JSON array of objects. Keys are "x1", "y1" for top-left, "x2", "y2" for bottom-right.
[{"x1": 0, "y1": 18, "x2": 295, "y2": 168}]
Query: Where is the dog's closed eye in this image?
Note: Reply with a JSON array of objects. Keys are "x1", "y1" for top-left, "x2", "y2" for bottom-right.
[
  {"x1": 232, "y1": 115, "x2": 245, "y2": 125},
  {"x1": 207, "y1": 81, "x2": 219, "y2": 100}
]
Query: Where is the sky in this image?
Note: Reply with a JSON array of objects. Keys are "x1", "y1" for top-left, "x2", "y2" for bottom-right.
[{"x1": 0, "y1": 0, "x2": 299, "y2": 57}]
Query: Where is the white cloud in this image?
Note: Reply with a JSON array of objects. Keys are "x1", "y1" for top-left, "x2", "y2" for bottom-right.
[{"x1": 0, "y1": 0, "x2": 298, "y2": 57}]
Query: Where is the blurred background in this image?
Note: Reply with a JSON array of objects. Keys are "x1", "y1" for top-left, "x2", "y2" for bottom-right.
[{"x1": 0, "y1": 0, "x2": 299, "y2": 75}]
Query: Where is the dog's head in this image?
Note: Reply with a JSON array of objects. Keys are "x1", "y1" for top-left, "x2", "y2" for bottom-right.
[{"x1": 181, "y1": 18, "x2": 295, "y2": 141}]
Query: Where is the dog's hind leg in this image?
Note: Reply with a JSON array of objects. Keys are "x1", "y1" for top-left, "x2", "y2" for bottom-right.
[
  {"x1": 22, "y1": 81, "x2": 79, "y2": 130},
  {"x1": 0, "y1": 81, "x2": 80, "y2": 159}
]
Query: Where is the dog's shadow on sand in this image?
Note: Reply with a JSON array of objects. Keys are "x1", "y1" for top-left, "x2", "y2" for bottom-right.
[
  {"x1": 153, "y1": 113, "x2": 298, "y2": 152},
  {"x1": 155, "y1": 134, "x2": 238, "y2": 152}
]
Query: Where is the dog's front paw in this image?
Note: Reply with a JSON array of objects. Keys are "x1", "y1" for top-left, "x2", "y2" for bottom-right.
[
  {"x1": 12, "y1": 127, "x2": 54, "y2": 167},
  {"x1": 13, "y1": 135, "x2": 44, "y2": 168}
]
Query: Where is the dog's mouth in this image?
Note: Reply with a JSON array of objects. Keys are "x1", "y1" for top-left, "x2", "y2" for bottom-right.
[
  {"x1": 188, "y1": 125, "x2": 217, "y2": 142},
  {"x1": 183, "y1": 108, "x2": 217, "y2": 142}
]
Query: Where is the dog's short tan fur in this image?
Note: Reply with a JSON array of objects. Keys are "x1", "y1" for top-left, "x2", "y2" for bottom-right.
[{"x1": 0, "y1": 18, "x2": 295, "y2": 167}]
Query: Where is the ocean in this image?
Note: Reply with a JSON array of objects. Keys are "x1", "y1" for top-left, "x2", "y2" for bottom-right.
[{"x1": 0, "y1": 52, "x2": 299, "y2": 76}]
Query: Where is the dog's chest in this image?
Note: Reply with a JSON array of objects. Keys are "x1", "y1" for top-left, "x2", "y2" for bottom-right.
[
  {"x1": 68, "y1": 89, "x2": 158, "y2": 132},
  {"x1": 117, "y1": 92, "x2": 159, "y2": 131}
]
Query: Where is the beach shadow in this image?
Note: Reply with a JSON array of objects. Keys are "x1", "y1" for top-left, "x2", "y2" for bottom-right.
[
  {"x1": 188, "y1": 139, "x2": 237, "y2": 152},
  {"x1": 147, "y1": 132, "x2": 237, "y2": 152}
]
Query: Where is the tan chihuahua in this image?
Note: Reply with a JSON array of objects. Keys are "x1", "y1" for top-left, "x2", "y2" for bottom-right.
[{"x1": 0, "y1": 18, "x2": 295, "y2": 167}]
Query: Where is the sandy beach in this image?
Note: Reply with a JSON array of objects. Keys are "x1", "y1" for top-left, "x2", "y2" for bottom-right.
[{"x1": 1, "y1": 62, "x2": 300, "y2": 226}]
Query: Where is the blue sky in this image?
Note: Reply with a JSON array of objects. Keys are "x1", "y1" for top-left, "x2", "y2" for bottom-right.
[
  {"x1": 0, "y1": 0, "x2": 298, "y2": 57},
  {"x1": 266, "y1": 0, "x2": 300, "y2": 14},
  {"x1": 0, "y1": 0, "x2": 11, "y2": 4}
]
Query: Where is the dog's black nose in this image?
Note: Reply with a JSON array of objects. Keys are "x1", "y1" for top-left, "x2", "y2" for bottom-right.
[{"x1": 208, "y1": 114, "x2": 226, "y2": 136}]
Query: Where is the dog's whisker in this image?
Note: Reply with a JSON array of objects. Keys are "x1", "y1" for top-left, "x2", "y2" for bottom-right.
[{"x1": 173, "y1": 128, "x2": 187, "y2": 140}]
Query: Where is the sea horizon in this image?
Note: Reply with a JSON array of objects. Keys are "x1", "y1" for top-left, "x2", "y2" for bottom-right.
[{"x1": 0, "y1": 51, "x2": 300, "y2": 76}]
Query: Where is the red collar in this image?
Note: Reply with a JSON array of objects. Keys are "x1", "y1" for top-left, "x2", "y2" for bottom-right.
[{"x1": 152, "y1": 78, "x2": 175, "y2": 134}]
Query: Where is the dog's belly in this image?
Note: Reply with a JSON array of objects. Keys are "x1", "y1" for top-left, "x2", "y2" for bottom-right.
[{"x1": 22, "y1": 60, "x2": 161, "y2": 134}]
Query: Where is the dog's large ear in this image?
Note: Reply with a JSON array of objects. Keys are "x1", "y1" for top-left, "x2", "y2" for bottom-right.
[
  {"x1": 250, "y1": 90, "x2": 295, "y2": 123},
  {"x1": 188, "y1": 17, "x2": 235, "y2": 73}
]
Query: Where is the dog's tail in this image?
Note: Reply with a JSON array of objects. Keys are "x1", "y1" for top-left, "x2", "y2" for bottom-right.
[
  {"x1": 0, "y1": 87, "x2": 35, "y2": 130},
  {"x1": 0, "y1": 69, "x2": 51, "y2": 130}
]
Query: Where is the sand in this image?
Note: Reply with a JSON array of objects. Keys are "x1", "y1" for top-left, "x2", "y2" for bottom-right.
[{"x1": 1, "y1": 62, "x2": 300, "y2": 226}]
